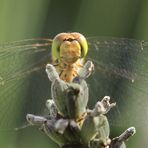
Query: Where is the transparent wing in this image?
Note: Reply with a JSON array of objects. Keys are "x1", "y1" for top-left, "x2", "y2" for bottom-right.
[
  {"x1": 87, "y1": 37, "x2": 148, "y2": 127},
  {"x1": 0, "y1": 38, "x2": 52, "y2": 85},
  {"x1": 0, "y1": 38, "x2": 53, "y2": 130},
  {"x1": 0, "y1": 36, "x2": 148, "y2": 131}
]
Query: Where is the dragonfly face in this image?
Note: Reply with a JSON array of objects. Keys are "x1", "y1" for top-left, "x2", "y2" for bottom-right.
[
  {"x1": 0, "y1": 33, "x2": 148, "y2": 131},
  {"x1": 59, "y1": 39, "x2": 81, "y2": 64},
  {"x1": 51, "y1": 32, "x2": 88, "y2": 63}
]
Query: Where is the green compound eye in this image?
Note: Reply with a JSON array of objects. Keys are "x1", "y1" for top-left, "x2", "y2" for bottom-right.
[
  {"x1": 51, "y1": 33, "x2": 67, "y2": 61},
  {"x1": 72, "y1": 32, "x2": 88, "y2": 58},
  {"x1": 51, "y1": 32, "x2": 88, "y2": 61}
]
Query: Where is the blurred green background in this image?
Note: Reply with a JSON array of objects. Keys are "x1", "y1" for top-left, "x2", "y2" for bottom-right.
[{"x1": 0, "y1": 0, "x2": 148, "y2": 147}]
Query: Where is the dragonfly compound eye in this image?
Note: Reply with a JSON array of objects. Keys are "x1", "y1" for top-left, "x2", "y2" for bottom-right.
[
  {"x1": 71, "y1": 32, "x2": 88, "y2": 58},
  {"x1": 51, "y1": 32, "x2": 88, "y2": 62}
]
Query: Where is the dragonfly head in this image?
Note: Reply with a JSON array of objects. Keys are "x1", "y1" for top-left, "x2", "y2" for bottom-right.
[
  {"x1": 51, "y1": 32, "x2": 88, "y2": 64},
  {"x1": 60, "y1": 39, "x2": 81, "y2": 64}
]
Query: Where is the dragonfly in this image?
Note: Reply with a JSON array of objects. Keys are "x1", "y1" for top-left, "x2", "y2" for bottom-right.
[{"x1": 0, "y1": 32, "x2": 148, "y2": 132}]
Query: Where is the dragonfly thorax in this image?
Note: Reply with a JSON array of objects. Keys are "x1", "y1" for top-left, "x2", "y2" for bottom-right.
[{"x1": 57, "y1": 58, "x2": 83, "y2": 82}]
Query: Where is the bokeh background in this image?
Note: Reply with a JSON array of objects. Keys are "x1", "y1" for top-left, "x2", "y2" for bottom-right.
[{"x1": 0, "y1": 0, "x2": 148, "y2": 147}]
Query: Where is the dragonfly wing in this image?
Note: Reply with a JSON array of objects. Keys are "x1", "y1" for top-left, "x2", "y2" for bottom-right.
[
  {"x1": 87, "y1": 37, "x2": 148, "y2": 127},
  {"x1": 0, "y1": 38, "x2": 53, "y2": 85},
  {"x1": 0, "y1": 39, "x2": 53, "y2": 130}
]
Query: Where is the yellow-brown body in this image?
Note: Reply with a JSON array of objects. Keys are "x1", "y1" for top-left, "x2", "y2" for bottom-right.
[
  {"x1": 55, "y1": 59, "x2": 83, "y2": 82},
  {"x1": 51, "y1": 32, "x2": 88, "y2": 82}
]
